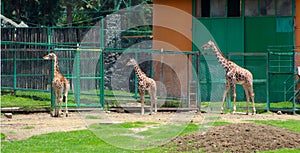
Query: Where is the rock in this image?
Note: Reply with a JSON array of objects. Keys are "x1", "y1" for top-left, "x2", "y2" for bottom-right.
[
  {"x1": 4, "y1": 113, "x2": 13, "y2": 119},
  {"x1": 277, "y1": 111, "x2": 282, "y2": 115}
]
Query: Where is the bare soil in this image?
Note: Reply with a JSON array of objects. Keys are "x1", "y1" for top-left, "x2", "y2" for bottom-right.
[
  {"x1": 169, "y1": 123, "x2": 300, "y2": 153},
  {"x1": 1, "y1": 111, "x2": 300, "y2": 152}
]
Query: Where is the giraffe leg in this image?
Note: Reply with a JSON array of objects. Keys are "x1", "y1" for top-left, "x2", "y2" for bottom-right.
[
  {"x1": 63, "y1": 84, "x2": 69, "y2": 117},
  {"x1": 221, "y1": 82, "x2": 230, "y2": 114},
  {"x1": 53, "y1": 97, "x2": 58, "y2": 117},
  {"x1": 58, "y1": 92, "x2": 63, "y2": 116},
  {"x1": 154, "y1": 87, "x2": 157, "y2": 113},
  {"x1": 251, "y1": 94, "x2": 256, "y2": 115},
  {"x1": 231, "y1": 84, "x2": 236, "y2": 114},
  {"x1": 52, "y1": 90, "x2": 56, "y2": 117},
  {"x1": 149, "y1": 96, "x2": 153, "y2": 115},
  {"x1": 138, "y1": 87, "x2": 145, "y2": 115},
  {"x1": 243, "y1": 85, "x2": 250, "y2": 115},
  {"x1": 64, "y1": 93, "x2": 68, "y2": 117},
  {"x1": 140, "y1": 92, "x2": 145, "y2": 115},
  {"x1": 149, "y1": 84, "x2": 157, "y2": 114},
  {"x1": 148, "y1": 88, "x2": 153, "y2": 115},
  {"x1": 248, "y1": 84, "x2": 256, "y2": 115},
  {"x1": 54, "y1": 90, "x2": 60, "y2": 117}
]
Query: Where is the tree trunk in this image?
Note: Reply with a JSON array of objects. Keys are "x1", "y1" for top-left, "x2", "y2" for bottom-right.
[{"x1": 66, "y1": 1, "x2": 72, "y2": 26}]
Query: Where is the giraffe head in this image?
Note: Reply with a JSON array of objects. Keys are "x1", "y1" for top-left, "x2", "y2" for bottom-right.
[
  {"x1": 43, "y1": 52, "x2": 57, "y2": 60},
  {"x1": 201, "y1": 40, "x2": 215, "y2": 50},
  {"x1": 126, "y1": 58, "x2": 137, "y2": 66}
]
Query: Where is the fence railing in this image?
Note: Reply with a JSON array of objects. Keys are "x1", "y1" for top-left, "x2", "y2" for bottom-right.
[
  {"x1": 267, "y1": 47, "x2": 300, "y2": 114},
  {"x1": 1, "y1": 27, "x2": 300, "y2": 113},
  {"x1": 1, "y1": 41, "x2": 200, "y2": 109}
]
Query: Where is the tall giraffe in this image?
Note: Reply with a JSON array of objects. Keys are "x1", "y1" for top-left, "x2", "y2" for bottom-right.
[
  {"x1": 126, "y1": 58, "x2": 157, "y2": 115},
  {"x1": 43, "y1": 53, "x2": 70, "y2": 117},
  {"x1": 201, "y1": 40, "x2": 256, "y2": 115}
]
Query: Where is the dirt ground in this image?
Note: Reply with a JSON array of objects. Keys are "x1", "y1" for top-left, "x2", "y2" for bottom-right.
[
  {"x1": 1, "y1": 110, "x2": 205, "y2": 141},
  {"x1": 1, "y1": 110, "x2": 300, "y2": 152},
  {"x1": 169, "y1": 123, "x2": 300, "y2": 153}
]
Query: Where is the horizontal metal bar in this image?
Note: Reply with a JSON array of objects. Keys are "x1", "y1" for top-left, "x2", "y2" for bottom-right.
[
  {"x1": 54, "y1": 48, "x2": 103, "y2": 51},
  {"x1": 268, "y1": 72, "x2": 294, "y2": 74},
  {"x1": 228, "y1": 53, "x2": 267, "y2": 56},
  {"x1": 79, "y1": 77, "x2": 102, "y2": 79},
  {"x1": 269, "y1": 52, "x2": 294, "y2": 55},
  {"x1": 253, "y1": 79, "x2": 267, "y2": 83},
  {"x1": 1, "y1": 41, "x2": 51, "y2": 46},
  {"x1": 103, "y1": 48, "x2": 198, "y2": 55},
  {"x1": 1, "y1": 87, "x2": 50, "y2": 93},
  {"x1": 2, "y1": 75, "x2": 101, "y2": 79},
  {"x1": 1, "y1": 74, "x2": 48, "y2": 77}
]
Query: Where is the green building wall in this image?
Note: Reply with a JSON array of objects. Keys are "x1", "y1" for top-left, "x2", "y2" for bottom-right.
[{"x1": 192, "y1": 0, "x2": 295, "y2": 102}]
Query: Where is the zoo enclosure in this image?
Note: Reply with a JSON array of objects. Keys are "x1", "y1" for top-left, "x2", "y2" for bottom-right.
[
  {"x1": 1, "y1": 27, "x2": 300, "y2": 113},
  {"x1": 1, "y1": 27, "x2": 199, "y2": 109}
]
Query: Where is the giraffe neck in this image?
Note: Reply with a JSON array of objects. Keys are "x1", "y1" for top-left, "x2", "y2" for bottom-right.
[
  {"x1": 211, "y1": 44, "x2": 230, "y2": 71},
  {"x1": 53, "y1": 56, "x2": 61, "y2": 76},
  {"x1": 133, "y1": 62, "x2": 145, "y2": 81}
]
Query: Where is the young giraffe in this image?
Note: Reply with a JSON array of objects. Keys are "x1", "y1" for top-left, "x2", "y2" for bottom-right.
[
  {"x1": 126, "y1": 58, "x2": 157, "y2": 115},
  {"x1": 201, "y1": 40, "x2": 256, "y2": 115},
  {"x1": 43, "y1": 53, "x2": 70, "y2": 117}
]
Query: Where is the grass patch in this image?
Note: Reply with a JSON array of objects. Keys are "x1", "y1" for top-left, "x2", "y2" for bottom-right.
[
  {"x1": 201, "y1": 101, "x2": 300, "y2": 114},
  {"x1": 1, "y1": 130, "x2": 132, "y2": 153},
  {"x1": 270, "y1": 101, "x2": 298, "y2": 109},
  {"x1": 1, "y1": 89, "x2": 184, "y2": 110},
  {"x1": 22, "y1": 126, "x2": 35, "y2": 130},
  {"x1": 251, "y1": 119, "x2": 300, "y2": 133},
  {"x1": 178, "y1": 123, "x2": 201, "y2": 136},
  {"x1": 3, "y1": 120, "x2": 298, "y2": 153},
  {"x1": 119, "y1": 121, "x2": 158, "y2": 128},
  {"x1": 1, "y1": 94, "x2": 50, "y2": 109},
  {"x1": 258, "y1": 148, "x2": 300, "y2": 153},
  {"x1": 1, "y1": 133, "x2": 6, "y2": 140},
  {"x1": 161, "y1": 100, "x2": 180, "y2": 107},
  {"x1": 88, "y1": 121, "x2": 211, "y2": 150},
  {"x1": 85, "y1": 115, "x2": 102, "y2": 119},
  {"x1": 212, "y1": 121, "x2": 231, "y2": 126}
]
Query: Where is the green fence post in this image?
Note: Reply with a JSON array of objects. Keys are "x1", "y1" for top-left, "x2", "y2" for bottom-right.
[
  {"x1": 197, "y1": 52, "x2": 201, "y2": 110},
  {"x1": 266, "y1": 50, "x2": 270, "y2": 112},
  {"x1": 187, "y1": 54, "x2": 190, "y2": 108},
  {"x1": 47, "y1": 27, "x2": 55, "y2": 107},
  {"x1": 134, "y1": 53, "x2": 138, "y2": 99},
  {"x1": 100, "y1": 20, "x2": 105, "y2": 107},
  {"x1": 13, "y1": 47, "x2": 17, "y2": 96},
  {"x1": 292, "y1": 51, "x2": 296, "y2": 114},
  {"x1": 74, "y1": 48, "x2": 81, "y2": 106},
  {"x1": 100, "y1": 50, "x2": 105, "y2": 107}
]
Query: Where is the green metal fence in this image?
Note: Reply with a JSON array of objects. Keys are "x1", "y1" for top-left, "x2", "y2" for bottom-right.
[
  {"x1": 267, "y1": 46, "x2": 300, "y2": 114},
  {"x1": 1, "y1": 27, "x2": 300, "y2": 113},
  {"x1": 1, "y1": 40, "x2": 200, "y2": 109}
]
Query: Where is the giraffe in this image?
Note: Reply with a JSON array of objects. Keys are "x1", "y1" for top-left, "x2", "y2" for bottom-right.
[
  {"x1": 126, "y1": 58, "x2": 157, "y2": 115},
  {"x1": 43, "y1": 53, "x2": 70, "y2": 117},
  {"x1": 201, "y1": 40, "x2": 256, "y2": 115}
]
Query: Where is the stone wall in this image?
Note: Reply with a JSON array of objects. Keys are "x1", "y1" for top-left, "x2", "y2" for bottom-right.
[{"x1": 103, "y1": 13, "x2": 152, "y2": 91}]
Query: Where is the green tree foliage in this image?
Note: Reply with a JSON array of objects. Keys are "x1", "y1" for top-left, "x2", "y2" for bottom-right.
[
  {"x1": 2, "y1": 0, "x2": 152, "y2": 27},
  {"x1": 3, "y1": 0, "x2": 62, "y2": 26}
]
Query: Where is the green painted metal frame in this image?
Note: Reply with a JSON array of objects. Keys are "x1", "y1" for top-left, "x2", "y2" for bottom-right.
[
  {"x1": 2, "y1": 39, "x2": 200, "y2": 110},
  {"x1": 192, "y1": 0, "x2": 296, "y2": 112},
  {"x1": 267, "y1": 48, "x2": 299, "y2": 114}
]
